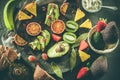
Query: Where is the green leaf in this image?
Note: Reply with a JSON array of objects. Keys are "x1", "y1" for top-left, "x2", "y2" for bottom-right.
[
  {"x1": 70, "y1": 48, "x2": 76, "y2": 71},
  {"x1": 72, "y1": 33, "x2": 88, "y2": 48},
  {"x1": 51, "y1": 62, "x2": 63, "y2": 79}
]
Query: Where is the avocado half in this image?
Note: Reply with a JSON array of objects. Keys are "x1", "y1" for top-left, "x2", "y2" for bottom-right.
[{"x1": 47, "y1": 41, "x2": 70, "y2": 58}]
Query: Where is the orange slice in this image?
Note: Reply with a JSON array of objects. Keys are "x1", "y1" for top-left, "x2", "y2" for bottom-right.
[
  {"x1": 24, "y1": 2, "x2": 37, "y2": 16},
  {"x1": 60, "y1": 2, "x2": 69, "y2": 15},
  {"x1": 51, "y1": 20, "x2": 65, "y2": 34},
  {"x1": 26, "y1": 22, "x2": 41, "y2": 36},
  {"x1": 14, "y1": 34, "x2": 27, "y2": 46}
]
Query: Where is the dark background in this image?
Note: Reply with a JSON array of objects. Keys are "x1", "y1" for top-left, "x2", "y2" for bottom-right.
[{"x1": 0, "y1": 0, "x2": 120, "y2": 80}]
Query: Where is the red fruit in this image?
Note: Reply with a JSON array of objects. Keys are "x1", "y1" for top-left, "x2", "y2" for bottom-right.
[
  {"x1": 41, "y1": 53, "x2": 48, "y2": 60},
  {"x1": 28, "y1": 55, "x2": 37, "y2": 62},
  {"x1": 97, "y1": 21, "x2": 107, "y2": 32},
  {"x1": 79, "y1": 40, "x2": 89, "y2": 51},
  {"x1": 77, "y1": 67, "x2": 89, "y2": 79},
  {"x1": 52, "y1": 34, "x2": 61, "y2": 42},
  {"x1": 48, "y1": 15, "x2": 51, "y2": 19}
]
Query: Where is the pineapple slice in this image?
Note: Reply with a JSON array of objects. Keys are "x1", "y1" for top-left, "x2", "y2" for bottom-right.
[
  {"x1": 80, "y1": 19, "x2": 92, "y2": 29},
  {"x1": 24, "y1": 2, "x2": 37, "y2": 16},
  {"x1": 78, "y1": 50, "x2": 90, "y2": 62},
  {"x1": 17, "y1": 10, "x2": 32, "y2": 21},
  {"x1": 74, "y1": 8, "x2": 85, "y2": 22}
]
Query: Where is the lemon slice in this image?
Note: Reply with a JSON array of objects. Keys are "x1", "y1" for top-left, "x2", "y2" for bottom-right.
[
  {"x1": 74, "y1": 8, "x2": 85, "y2": 22},
  {"x1": 78, "y1": 50, "x2": 90, "y2": 62},
  {"x1": 25, "y1": 2, "x2": 37, "y2": 16},
  {"x1": 80, "y1": 19, "x2": 92, "y2": 29},
  {"x1": 17, "y1": 10, "x2": 32, "y2": 21}
]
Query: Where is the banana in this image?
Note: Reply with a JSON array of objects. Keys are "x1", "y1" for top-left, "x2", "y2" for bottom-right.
[{"x1": 3, "y1": 0, "x2": 20, "y2": 31}]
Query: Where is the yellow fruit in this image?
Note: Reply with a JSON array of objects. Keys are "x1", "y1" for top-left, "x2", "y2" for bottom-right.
[
  {"x1": 17, "y1": 10, "x2": 32, "y2": 21},
  {"x1": 74, "y1": 8, "x2": 85, "y2": 22},
  {"x1": 80, "y1": 19, "x2": 92, "y2": 29},
  {"x1": 60, "y1": 2, "x2": 69, "y2": 15},
  {"x1": 78, "y1": 50, "x2": 90, "y2": 62},
  {"x1": 24, "y1": 2, "x2": 37, "y2": 16}
]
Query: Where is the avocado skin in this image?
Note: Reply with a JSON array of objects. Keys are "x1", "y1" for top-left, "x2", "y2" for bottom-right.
[
  {"x1": 47, "y1": 41, "x2": 70, "y2": 58},
  {"x1": 91, "y1": 32, "x2": 105, "y2": 50}
]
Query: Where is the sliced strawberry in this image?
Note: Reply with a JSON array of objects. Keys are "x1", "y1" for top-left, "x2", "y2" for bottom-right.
[
  {"x1": 79, "y1": 40, "x2": 89, "y2": 51},
  {"x1": 28, "y1": 55, "x2": 37, "y2": 62},
  {"x1": 52, "y1": 34, "x2": 61, "y2": 42},
  {"x1": 97, "y1": 20, "x2": 107, "y2": 32}
]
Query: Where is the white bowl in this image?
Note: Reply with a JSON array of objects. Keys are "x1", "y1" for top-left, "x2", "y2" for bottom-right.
[{"x1": 87, "y1": 26, "x2": 120, "y2": 54}]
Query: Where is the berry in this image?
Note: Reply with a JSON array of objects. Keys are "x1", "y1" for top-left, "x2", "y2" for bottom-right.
[
  {"x1": 41, "y1": 53, "x2": 48, "y2": 60},
  {"x1": 96, "y1": 19, "x2": 107, "y2": 32},
  {"x1": 28, "y1": 55, "x2": 37, "y2": 62}
]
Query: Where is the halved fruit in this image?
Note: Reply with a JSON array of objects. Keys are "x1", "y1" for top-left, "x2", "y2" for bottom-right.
[
  {"x1": 60, "y1": 2, "x2": 69, "y2": 15},
  {"x1": 14, "y1": 34, "x2": 27, "y2": 46},
  {"x1": 26, "y1": 22, "x2": 41, "y2": 36},
  {"x1": 24, "y1": 2, "x2": 37, "y2": 16},
  {"x1": 51, "y1": 20, "x2": 65, "y2": 34},
  {"x1": 74, "y1": 8, "x2": 85, "y2": 22}
]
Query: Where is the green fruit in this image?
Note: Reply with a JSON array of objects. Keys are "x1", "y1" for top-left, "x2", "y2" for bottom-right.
[
  {"x1": 41, "y1": 30, "x2": 51, "y2": 46},
  {"x1": 47, "y1": 41, "x2": 70, "y2": 58},
  {"x1": 66, "y1": 20, "x2": 78, "y2": 32},
  {"x1": 92, "y1": 32, "x2": 105, "y2": 50},
  {"x1": 3, "y1": 0, "x2": 20, "y2": 31},
  {"x1": 37, "y1": 36, "x2": 45, "y2": 51},
  {"x1": 63, "y1": 32, "x2": 76, "y2": 44}
]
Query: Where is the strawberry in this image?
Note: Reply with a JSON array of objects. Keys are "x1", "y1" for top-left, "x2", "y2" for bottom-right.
[
  {"x1": 41, "y1": 53, "x2": 48, "y2": 60},
  {"x1": 28, "y1": 55, "x2": 37, "y2": 62},
  {"x1": 77, "y1": 67, "x2": 89, "y2": 79},
  {"x1": 79, "y1": 40, "x2": 89, "y2": 51},
  {"x1": 52, "y1": 34, "x2": 61, "y2": 42},
  {"x1": 96, "y1": 19, "x2": 107, "y2": 32}
]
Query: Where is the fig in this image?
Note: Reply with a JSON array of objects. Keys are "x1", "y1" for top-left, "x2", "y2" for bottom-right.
[
  {"x1": 102, "y1": 21, "x2": 118, "y2": 44},
  {"x1": 90, "y1": 56, "x2": 108, "y2": 79}
]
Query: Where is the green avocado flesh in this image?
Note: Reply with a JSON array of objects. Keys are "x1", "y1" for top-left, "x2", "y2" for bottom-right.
[{"x1": 47, "y1": 41, "x2": 70, "y2": 58}]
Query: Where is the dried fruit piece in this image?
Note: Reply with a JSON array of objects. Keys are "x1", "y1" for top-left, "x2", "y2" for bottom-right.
[
  {"x1": 17, "y1": 10, "x2": 32, "y2": 21},
  {"x1": 74, "y1": 8, "x2": 85, "y2": 22},
  {"x1": 26, "y1": 22, "x2": 41, "y2": 36},
  {"x1": 14, "y1": 34, "x2": 27, "y2": 46},
  {"x1": 80, "y1": 19, "x2": 92, "y2": 29},
  {"x1": 60, "y1": 2, "x2": 69, "y2": 15},
  {"x1": 34, "y1": 64, "x2": 55, "y2": 80},
  {"x1": 24, "y1": 2, "x2": 37, "y2": 16}
]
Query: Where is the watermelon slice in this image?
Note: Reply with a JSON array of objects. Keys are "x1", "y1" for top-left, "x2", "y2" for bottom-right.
[{"x1": 79, "y1": 40, "x2": 89, "y2": 51}]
